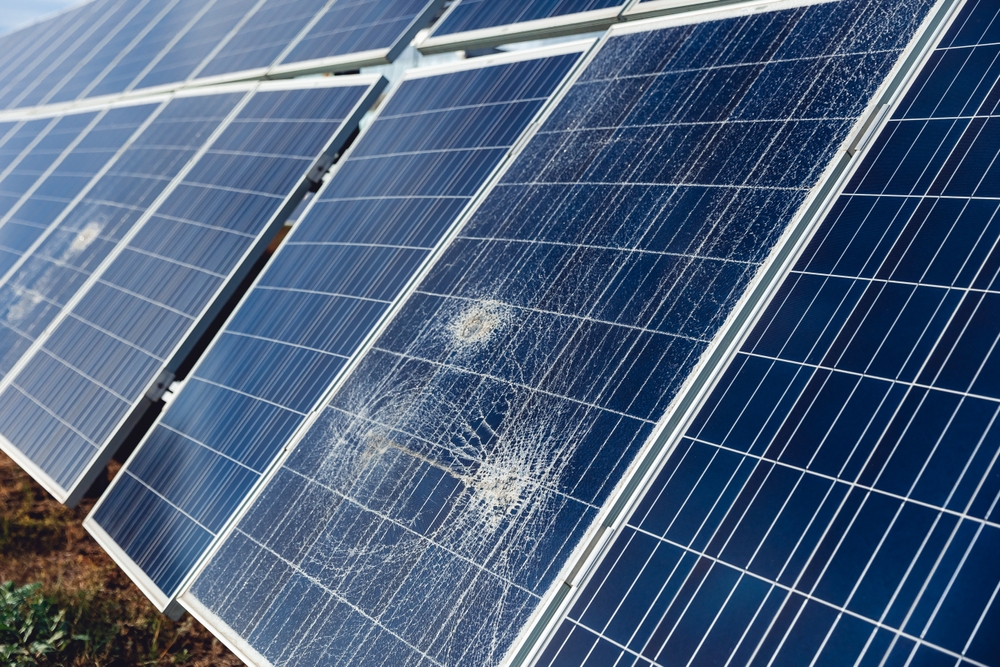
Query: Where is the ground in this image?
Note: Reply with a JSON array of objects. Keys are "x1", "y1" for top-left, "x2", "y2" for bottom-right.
[{"x1": 0, "y1": 451, "x2": 242, "y2": 667}]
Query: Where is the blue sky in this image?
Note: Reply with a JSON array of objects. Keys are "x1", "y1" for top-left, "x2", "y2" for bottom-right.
[{"x1": 0, "y1": 0, "x2": 83, "y2": 35}]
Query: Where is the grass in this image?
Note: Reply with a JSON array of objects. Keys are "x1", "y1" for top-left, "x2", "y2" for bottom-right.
[{"x1": 0, "y1": 451, "x2": 242, "y2": 666}]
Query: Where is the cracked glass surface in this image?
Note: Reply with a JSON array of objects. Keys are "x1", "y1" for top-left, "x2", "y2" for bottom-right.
[
  {"x1": 91, "y1": 52, "x2": 584, "y2": 601},
  {"x1": 189, "y1": 1, "x2": 936, "y2": 665}
]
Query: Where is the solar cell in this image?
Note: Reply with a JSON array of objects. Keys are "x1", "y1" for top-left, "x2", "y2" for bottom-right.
[
  {"x1": 131, "y1": 0, "x2": 259, "y2": 93},
  {"x1": 0, "y1": 77, "x2": 384, "y2": 508},
  {"x1": 0, "y1": 0, "x2": 443, "y2": 112},
  {"x1": 269, "y1": 0, "x2": 444, "y2": 78},
  {"x1": 84, "y1": 0, "x2": 213, "y2": 99},
  {"x1": 10, "y1": 0, "x2": 163, "y2": 110},
  {"x1": 85, "y1": 43, "x2": 590, "y2": 616},
  {"x1": 0, "y1": 20, "x2": 51, "y2": 81},
  {"x1": 532, "y1": 1, "x2": 1000, "y2": 666},
  {"x1": 175, "y1": 1, "x2": 938, "y2": 665},
  {"x1": 419, "y1": 0, "x2": 626, "y2": 54},
  {"x1": 0, "y1": 114, "x2": 103, "y2": 270},
  {"x1": 0, "y1": 118, "x2": 68, "y2": 215},
  {"x1": 42, "y1": 0, "x2": 187, "y2": 105}
]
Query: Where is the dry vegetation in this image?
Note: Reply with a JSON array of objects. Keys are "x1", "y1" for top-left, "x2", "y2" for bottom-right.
[{"x1": 0, "y1": 451, "x2": 242, "y2": 666}]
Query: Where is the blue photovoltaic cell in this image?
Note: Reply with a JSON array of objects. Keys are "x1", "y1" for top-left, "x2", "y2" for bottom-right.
[
  {"x1": 278, "y1": 0, "x2": 436, "y2": 67},
  {"x1": 0, "y1": 104, "x2": 159, "y2": 285},
  {"x1": 85, "y1": 0, "x2": 214, "y2": 99},
  {"x1": 0, "y1": 115, "x2": 96, "y2": 270},
  {"x1": 186, "y1": 2, "x2": 934, "y2": 666},
  {"x1": 536, "y1": 2, "x2": 1000, "y2": 666},
  {"x1": 431, "y1": 0, "x2": 623, "y2": 37},
  {"x1": 0, "y1": 0, "x2": 437, "y2": 111},
  {"x1": 0, "y1": 119, "x2": 66, "y2": 218},
  {"x1": 4, "y1": 82, "x2": 378, "y2": 501},
  {"x1": 132, "y1": 0, "x2": 259, "y2": 92},
  {"x1": 0, "y1": 92, "x2": 245, "y2": 473},
  {"x1": 90, "y1": 51, "x2": 582, "y2": 604},
  {"x1": 162, "y1": 0, "x2": 315, "y2": 80},
  {"x1": 41, "y1": 0, "x2": 185, "y2": 105}
]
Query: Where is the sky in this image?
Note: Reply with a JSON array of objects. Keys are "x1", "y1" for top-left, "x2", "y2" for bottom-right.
[{"x1": 0, "y1": 0, "x2": 83, "y2": 36}]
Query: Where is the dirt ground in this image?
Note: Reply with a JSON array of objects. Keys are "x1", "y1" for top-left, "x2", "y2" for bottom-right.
[{"x1": 0, "y1": 451, "x2": 242, "y2": 666}]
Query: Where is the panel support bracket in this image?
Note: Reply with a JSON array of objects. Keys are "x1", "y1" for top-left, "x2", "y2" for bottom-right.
[
  {"x1": 145, "y1": 370, "x2": 175, "y2": 402},
  {"x1": 305, "y1": 154, "x2": 335, "y2": 187}
]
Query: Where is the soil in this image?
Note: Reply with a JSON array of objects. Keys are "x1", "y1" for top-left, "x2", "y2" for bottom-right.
[{"x1": 0, "y1": 451, "x2": 242, "y2": 667}]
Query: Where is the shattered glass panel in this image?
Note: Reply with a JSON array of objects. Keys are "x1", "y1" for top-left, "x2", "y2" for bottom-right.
[
  {"x1": 188, "y1": 1, "x2": 935, "y2": 666},
  {"x1": 537, "y1": 1, "x2": 1000, "y2": 665},
  {"x1": 90, "y1": 51, "x2": 583, "y2": 601}
]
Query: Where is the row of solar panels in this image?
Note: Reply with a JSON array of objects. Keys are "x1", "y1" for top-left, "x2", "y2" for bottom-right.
[
  {"x1": 0, "y1": 0, "x2": 718, "y2": 115},
  {"x1": 1, "y1": 0, "x2": 998, "y2": 666}
]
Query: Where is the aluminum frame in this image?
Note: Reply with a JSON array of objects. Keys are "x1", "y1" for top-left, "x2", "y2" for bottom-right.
[
  {"x1": 498, "y1": 0, "x2": 968, "y2": 664},
  {"x1": 620, "y1": 0, "x2": 787, "y2": 20},
  {"x1": 0, "y1": 75, "x2": 386, "y2": 509},
  {"x1": 107, "y1": 40, "x2": 599, "y2": 644},
  {"x1": 617, "y1": 0, "x2": 843, "y2": 24},
  {"x1": 418, "y1": 3, "x2": 626, "y2": 54}
]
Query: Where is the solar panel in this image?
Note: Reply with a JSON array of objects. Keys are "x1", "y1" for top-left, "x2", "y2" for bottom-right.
[
  {"x1": 0, "y1": 88, "x2": 250, "y2": 487},
  {"x1": 129, "y1": 0, "x2": 261, "y2": 93},
  {"x1": 0, "y1": 78, "x2": 384, "y2": 508},
  {"x1": 532, "y1": 1, "x2": 1000, "y2": 666},
  {"x1": 84, "y1": 43, "x2": 590, "y2": 616},
  {"x1": 42, "y1": 0, "x2": 191, "y2": 106},
  {"x1": 10, "y1": 0, "x2": 170, "y2": 110},
  {"x1": 419, "y1": 0, "x2": 626, "y2": 54},
  {"x1": 0, "y1": 0, "x2": 443, "y2": 112},
  {"x1": 171, "y1": 1, "x2": 940, "y2": 665}
]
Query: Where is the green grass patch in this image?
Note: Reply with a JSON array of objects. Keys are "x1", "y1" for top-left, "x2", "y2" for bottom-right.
[{"x1": 0, "y1": 454, "x2": 240, "y2": 666}]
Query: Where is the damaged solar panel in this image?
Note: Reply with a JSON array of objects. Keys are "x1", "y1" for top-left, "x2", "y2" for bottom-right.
[
  {"x1": 85, "y1": 43, "x2": 590, "y2": 614},
  {"x1": 173, "y1": 1, "x2": 942, "y2": 665}
]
